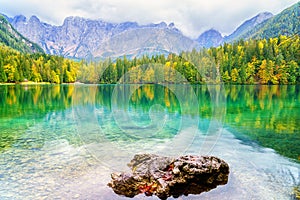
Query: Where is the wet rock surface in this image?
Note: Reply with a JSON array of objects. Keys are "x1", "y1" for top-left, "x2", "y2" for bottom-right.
[{"x1": 108, "y1": 154, "x2": 229, "y2": 199}]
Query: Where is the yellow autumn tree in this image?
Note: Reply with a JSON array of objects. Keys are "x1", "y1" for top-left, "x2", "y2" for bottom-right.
[{"x1": 230, "y1": 68, "x2": 239, "y2": 83}]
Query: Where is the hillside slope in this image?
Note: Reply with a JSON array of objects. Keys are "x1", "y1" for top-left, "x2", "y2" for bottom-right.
[
  {"x1": 238, "y1": 2, "x2": 300, "y2": 39},
  {"x1": 0, "y1": 15, "x2": 43, "y2": 53}
]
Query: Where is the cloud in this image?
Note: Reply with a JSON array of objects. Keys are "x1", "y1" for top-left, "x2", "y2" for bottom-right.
[{"x1": 0, "y1": 0, "x2": 298, "y2": 38}]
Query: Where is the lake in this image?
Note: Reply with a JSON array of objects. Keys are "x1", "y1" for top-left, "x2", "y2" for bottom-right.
[{"x1": 0, "y1": 84, "x2": 299, "y2": 199}]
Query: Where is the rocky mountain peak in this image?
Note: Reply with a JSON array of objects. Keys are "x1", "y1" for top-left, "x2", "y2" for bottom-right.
[
  {"x1": 168, "y1": 22, "x2": 175, "y2": 28},
  {"x1": 12, "y1": 15, "x2": 26, "y2": 24},
  {"x1": 157, "y1": 21, "x2": 167, "y2": 28},
  {"x1": 63, "y1": 16, "x2": 87, "y2": 26},
  {"x1": 196, "y1": 29, "x2": 223, "y2": 48},
  {"x1": 29, "y1": 15, "x2": 40, "y2": 23}
]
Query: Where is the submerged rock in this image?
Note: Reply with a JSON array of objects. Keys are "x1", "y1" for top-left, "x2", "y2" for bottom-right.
[{"x1": 108, "y1": 154, "x2": 229, "y2": 199}]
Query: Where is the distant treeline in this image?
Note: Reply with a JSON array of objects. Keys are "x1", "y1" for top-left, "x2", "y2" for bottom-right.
[
  {"x1": 0, "y1": 35, "x2": 299, "y2": 84},
  {"x1": 78, "y1": 35, "x2": 300, "y2": 84},
  {"x1": 0, "y1": 45, "x2": 78, "y2": 83}
]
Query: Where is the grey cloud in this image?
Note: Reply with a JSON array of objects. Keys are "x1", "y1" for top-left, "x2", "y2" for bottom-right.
[{"x1": 0, "y1": 0, "x2": 298, "y2": 38}]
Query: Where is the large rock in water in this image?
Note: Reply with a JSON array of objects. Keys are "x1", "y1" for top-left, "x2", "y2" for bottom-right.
[{"x1": 108, "y1": 154, "x2": 229, "y2": 199}]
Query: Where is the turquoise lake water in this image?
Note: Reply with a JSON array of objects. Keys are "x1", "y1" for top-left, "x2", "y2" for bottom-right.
[{"x1": 0, "y1": 84, "x2": 299, "y2": 199}]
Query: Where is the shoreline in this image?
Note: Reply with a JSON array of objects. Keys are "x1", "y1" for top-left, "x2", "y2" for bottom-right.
[
  {"x1": 0, "y1": 81, "x2": 51, "y2": 86},
  {"x1": 0, "y1": 81, "x2": 299, "y2": 86}
]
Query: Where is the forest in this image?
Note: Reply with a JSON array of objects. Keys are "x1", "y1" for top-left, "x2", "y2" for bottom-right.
[
  {"x1": 0, "y1": 45, "x2": 78, "y2": 83},
  {"x1": 0, "y1": 34, "x2": 299, "y2": 85}
]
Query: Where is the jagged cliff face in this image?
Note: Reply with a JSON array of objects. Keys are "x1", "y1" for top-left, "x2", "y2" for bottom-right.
[{"x1": 10, "y1": 15, "x2": 198, "y2": 59}]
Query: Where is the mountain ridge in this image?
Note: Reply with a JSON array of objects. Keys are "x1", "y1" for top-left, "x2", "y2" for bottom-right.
[
  {"x1": 4, "y1": 2, "x2": 299, "y2": 58},
  {"x1": 9, "y1": 15, "x2": 190, "y2": 59},
  {"x1": 236, "y1": 2, "x2": 300, "y2": 40},
  {"x1": 223, "y1": 12, "x2": 273, "y2": 42},
  {"x1": 196, "y1": 29, "x2": 223, "y2": 48},
  {"x1": 0, "y1": 14, "x2": 43, "y2": 53}
]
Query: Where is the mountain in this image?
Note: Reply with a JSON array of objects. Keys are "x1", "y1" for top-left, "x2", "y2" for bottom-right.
[
  {"x1": 10, "y1": 15, "x2": 198, "y2": 59},
  {"x1": 0, "y1": 14, "x2": 43, "y2": 53},
  {"x1": 196, "y1": 1, "x2": 298, "y2": 47},
  {"x1": 195, "y1": 12, "x2": 273, "y2": 48},
  {"x1": 1, "y1": 13, "x2": 12, "y2": 23},
  {"x1": 7, "y1": 1, "x2": 299, "y2": 58},
  {"x1": 96, "y1": 27, "x2": 197, "y2": 58},
  {"x1": 236, "y1": 2, "x2": 300, "y2": 40},
  {"x1": 196, "y1": 29, "x2": 223, "y2": 48},
  {"x1": 224, "y1": 12, "x2": 273, "y2": 42}
]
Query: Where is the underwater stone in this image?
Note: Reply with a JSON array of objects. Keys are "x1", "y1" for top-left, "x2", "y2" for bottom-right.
[{"x1": 108, "y1": 154, "x2": 229, "y2": 200}]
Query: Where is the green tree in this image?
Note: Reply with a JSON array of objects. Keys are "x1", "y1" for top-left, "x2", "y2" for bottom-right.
[{"x1": 0, "y1": 66, "x2": 7, "y2": 82}]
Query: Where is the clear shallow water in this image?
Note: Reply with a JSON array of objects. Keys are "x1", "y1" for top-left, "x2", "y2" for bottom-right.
[{"x1": 0, "y1": 84, "x2": 299, "y2": 199}]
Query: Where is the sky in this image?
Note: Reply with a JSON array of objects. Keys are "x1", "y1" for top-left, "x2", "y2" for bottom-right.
[{"x1": 0, "y1": 0, "x2": 299, "y2": 38}]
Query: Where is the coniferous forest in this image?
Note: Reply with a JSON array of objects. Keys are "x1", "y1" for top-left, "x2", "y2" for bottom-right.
[
  {"x1": 0, "y1": 45, "x2": 79, "y2": 83},
  {"x1": 0, "y1": 34, "x2": 299, "y2": 85}
]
